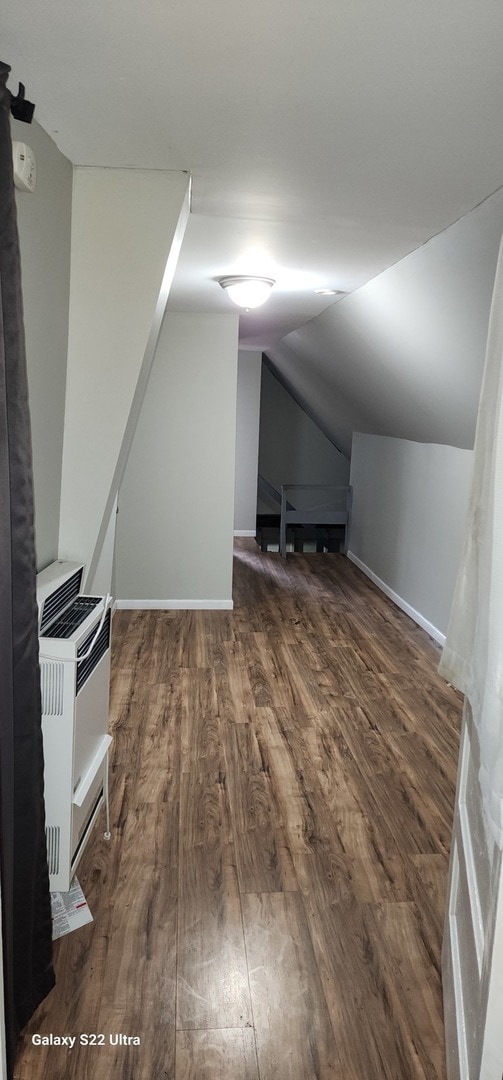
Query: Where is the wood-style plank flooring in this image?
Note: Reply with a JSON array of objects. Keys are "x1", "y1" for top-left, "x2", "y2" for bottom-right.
[{"x1": 15, "y1": 539, "x2": 462, "y2": 1080}]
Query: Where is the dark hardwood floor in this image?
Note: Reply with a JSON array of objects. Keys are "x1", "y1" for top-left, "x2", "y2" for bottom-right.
[{"x1": 15, "y1": 539, "x2": 462, "y2": 1080}]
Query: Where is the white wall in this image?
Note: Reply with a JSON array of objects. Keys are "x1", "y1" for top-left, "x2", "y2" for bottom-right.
[
  {"x1": 234, "y1": 350, "x2": 262, "y2": 534},
  {"x1": 12, "y1": 118, "x2": 72, "y2": 570},
  {"x1": 349, "y1": 432, "x2": 473, "y2": 640},
  {"x1": 59, "y1": 167, "x2": 190, "y2": 591},
  {"x1": 258, "y1": 363, "x2": 350, "y2": 509},
  {"x1": 115, "y1": 311, "x2": 239, "y2": 606}
]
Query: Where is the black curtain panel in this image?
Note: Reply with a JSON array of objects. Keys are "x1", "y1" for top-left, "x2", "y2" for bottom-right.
[{"x1": 0, "y1": 62, "x2": 55, "y2": 1077}]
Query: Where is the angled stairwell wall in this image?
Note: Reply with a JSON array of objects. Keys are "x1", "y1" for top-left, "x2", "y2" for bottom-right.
[{"x1": 58, "y1": 167, "x2": 191, "y2": 594}]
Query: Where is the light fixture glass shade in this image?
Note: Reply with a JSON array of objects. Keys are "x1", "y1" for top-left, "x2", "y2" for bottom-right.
[{"x1": 218, "y1": 276, "x2": 275, "y2": 309}]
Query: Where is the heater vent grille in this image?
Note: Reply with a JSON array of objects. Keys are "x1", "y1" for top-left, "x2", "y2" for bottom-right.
[
  {"x1": 40, "y1": 661, "x2": 64, "y2": 717},
  {"x1": 76, "y1": 610, "x2": 111, "y2": 694},
  {"x1": 49, "y1": 596, "x2": 101, "y2": 639},
  {"x1": 46, "y1": 826, "x2": 60, "y2": 876},
  {"x1": 40, "y1": 569, "x2": 83, "y2": 634}
]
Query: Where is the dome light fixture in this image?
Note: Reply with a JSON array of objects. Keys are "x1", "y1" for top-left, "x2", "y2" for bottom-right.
[
  {"x1": 314, "y1": 288, "x2": 348, "y2": 298},
  {"x1": 218, "y1": 276, "x2": 275, "y2": 309}
]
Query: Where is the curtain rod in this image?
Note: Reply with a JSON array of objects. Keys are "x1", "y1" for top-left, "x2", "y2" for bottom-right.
[{"x1": 10, "y1": 81, "x2": 35, "y2": 124}]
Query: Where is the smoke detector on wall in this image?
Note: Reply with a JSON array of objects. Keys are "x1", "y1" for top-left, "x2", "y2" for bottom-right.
[{"x1": 12, "y1": 141, "x2": 36, "y2": 193}]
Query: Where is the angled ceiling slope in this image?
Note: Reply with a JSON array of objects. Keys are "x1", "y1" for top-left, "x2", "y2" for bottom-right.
[{"x1": 266, "y1": 188, "x2": 503, "y2": 455}]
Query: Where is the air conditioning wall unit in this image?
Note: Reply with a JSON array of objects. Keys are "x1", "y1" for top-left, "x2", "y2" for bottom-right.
[{"x1": 37, "y1": 560, "x2": 112, "y2": 891}]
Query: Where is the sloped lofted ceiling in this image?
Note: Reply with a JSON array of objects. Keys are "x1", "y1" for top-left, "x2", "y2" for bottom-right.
[
  {"x1": 4, "y1": 1, "x2": 503, "y2": 448},
  {"x1": 266, "y1": 188, "x2": 503, "y2": 454}
]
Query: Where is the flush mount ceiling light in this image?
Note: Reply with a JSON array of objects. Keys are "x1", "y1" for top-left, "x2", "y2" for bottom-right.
[
  {"x1": 218, "y1": 276, "x2": 275, "y2": 309},
  {"x1": 314, "y1": 288, "x2": 348, "y2": 297}
]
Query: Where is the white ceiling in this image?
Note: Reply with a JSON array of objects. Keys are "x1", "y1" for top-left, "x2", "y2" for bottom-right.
[{"x1": 4, "y1": 0, "x2": 503, "y2": 349}]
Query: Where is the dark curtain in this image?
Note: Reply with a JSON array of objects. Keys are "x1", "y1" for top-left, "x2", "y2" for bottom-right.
[{"x1": 0, "y1": 62, "x2": 55, "y2": 1077}]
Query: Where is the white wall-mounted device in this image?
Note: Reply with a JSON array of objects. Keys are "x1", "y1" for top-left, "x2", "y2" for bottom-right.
[
  {"x1": 37, "y1": 561, "x2": 112, "y2": 890},
  {"x1": 12, "y1": 141, "x2": 36, "y2": 193}
]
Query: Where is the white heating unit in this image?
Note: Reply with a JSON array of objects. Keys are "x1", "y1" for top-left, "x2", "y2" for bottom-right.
[{"x1": 37, "y1": 561, "x2": 112, "y2": 891}]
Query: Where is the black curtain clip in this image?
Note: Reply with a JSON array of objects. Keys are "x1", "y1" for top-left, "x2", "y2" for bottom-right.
[{"x1": 10, "y1": 82, "x2": 35, "y2": 124}]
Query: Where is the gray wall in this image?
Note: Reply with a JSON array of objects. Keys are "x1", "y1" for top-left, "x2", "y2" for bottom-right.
[
  {"x1": 349, "y1": 432, "x2": 473, "y2": 639},
  {"x1": 115, "y1": 311, "x2": 239, "y2": 605},
  {"x1": 258, "y1": 363, "x2": 350, "y2": 510},
  {"x1": 12, "y1": 118, "x2": 72, "y2": 569},
  {"x1": 234, "y1": 350, "x2": 262, "y2": 533}
]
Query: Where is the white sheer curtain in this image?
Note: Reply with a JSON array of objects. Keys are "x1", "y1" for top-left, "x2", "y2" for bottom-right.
[{"x1": 439, "y1": 233, "x2": 503, "y2": 848}]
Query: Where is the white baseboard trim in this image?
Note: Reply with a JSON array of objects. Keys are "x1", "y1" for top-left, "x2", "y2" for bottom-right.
[
  {"x1": 347, "y1": 551, "x2": 446, "y2": 646},
  {"x1": 116, "y1": 599, "x2": 234, "y2": 611},
  {"x1": 234, "y1": 530, "x2": 256, "y2": 537}
]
